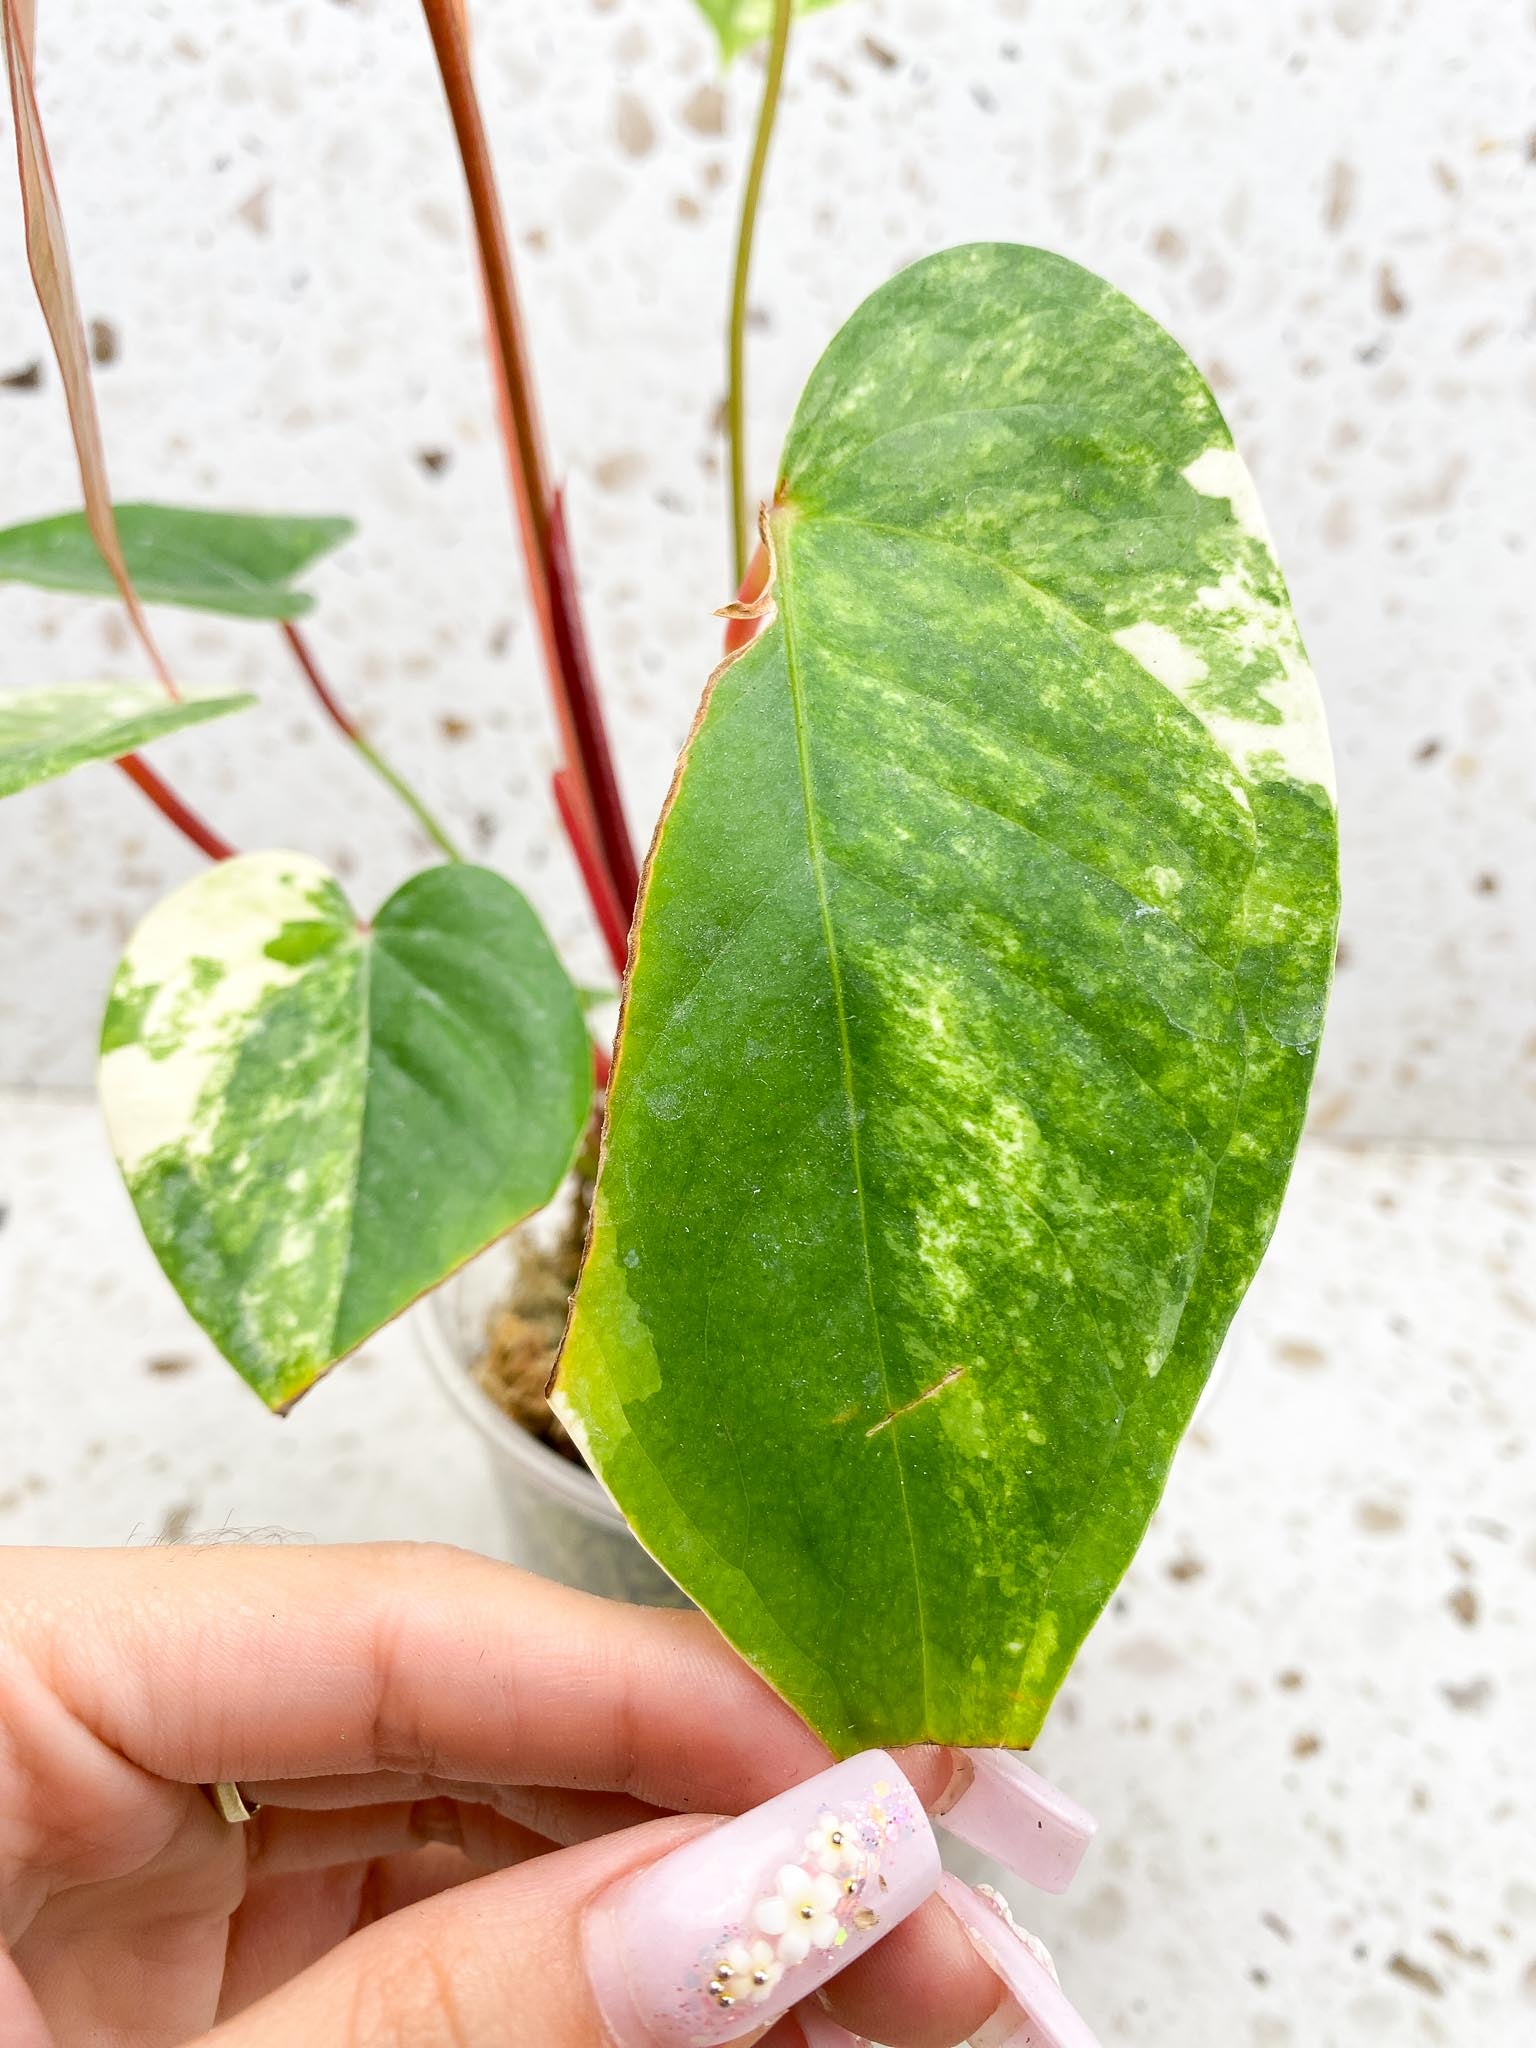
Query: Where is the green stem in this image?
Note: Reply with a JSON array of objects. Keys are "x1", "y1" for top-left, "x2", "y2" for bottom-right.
[
  {"x1": 727, "y1": 0, "x2": 794, "y2": 586},
  {"x1": 281, "y1": 622, "x2": 466, "y2": 865},
  {"x1": 351, "y1": 730, "x2": 465, "y2": 865}
]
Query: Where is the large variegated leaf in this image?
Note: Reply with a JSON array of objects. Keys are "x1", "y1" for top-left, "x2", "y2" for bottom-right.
[
  {"x1": 691, "y1": 0, "x2": 844, "y2": 62},
  {"x1": 0, "y1": 680, "x2": 254, "y2": 798},
  {"x1": 554, "y1": 245, "x2": 1338, "y2": 1752},
  {"x1": 101, "y1": 853, "x2": 591, "y2": 1409},
  {"x1": 0, "y1": 505, "x2": 354, "y2": 618}
]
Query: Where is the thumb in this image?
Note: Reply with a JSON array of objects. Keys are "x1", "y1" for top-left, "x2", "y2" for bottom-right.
[{"x1": 201, "y1": 1752, "x2": 942, "y2": 2048}]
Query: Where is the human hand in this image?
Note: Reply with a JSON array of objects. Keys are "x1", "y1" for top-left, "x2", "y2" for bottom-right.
[{"x1": 0, "y1": 1543, "x2": 1096, "y2": 2046}]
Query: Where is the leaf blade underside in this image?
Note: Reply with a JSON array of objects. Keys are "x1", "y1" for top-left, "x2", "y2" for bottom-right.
[
  {"x1": 0, "y1": 505, "x2": 355, "y2": 619},
  {"x1": 100, "y1": 853, "x2": 591, "y2": 1409},
  {"x1": 0, "y1": 680, "x2": 255, "y2": 798},
  {"x1": 555, "y1": 244, "x2": 1339, "y2": 1751}
]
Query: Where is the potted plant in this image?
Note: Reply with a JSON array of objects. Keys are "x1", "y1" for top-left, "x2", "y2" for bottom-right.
[{"x1": 2, "y1": 0, "x2": 1337, "y2": 1764}]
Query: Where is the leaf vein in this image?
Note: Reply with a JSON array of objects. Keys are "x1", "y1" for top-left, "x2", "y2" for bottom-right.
[{"x1": 778, "y1": 547, "x2": 934, "y2": 1730}]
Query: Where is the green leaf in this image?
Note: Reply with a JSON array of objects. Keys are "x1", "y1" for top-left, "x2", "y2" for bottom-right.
[
  {"x1": 554, "y1": 245, "x2": 1338, "y2": 1752},
  {"x1": 0, "y1": 504, "x2": 355, "y2": 619},
  {"x1": 100, "y1": 853, "x2": 592, "y2": 1409},
  {"x1": 691, "y1": 0, "x2": 845, "y2": 62},
  {"x1": 0, "y1": 680, "x2": 255, "y2": 798}
]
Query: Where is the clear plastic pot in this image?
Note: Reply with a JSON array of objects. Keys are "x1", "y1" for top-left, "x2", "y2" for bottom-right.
[{"x1": 415, "y1": 1238, "x2": 688, "y2": 1608}]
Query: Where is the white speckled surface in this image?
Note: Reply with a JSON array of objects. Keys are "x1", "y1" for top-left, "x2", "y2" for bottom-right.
[
  {"x1": 2, "y1": 1092, "x2": 1532, "y2": 2043},
  {"x1": 1, "y1": 0, "x2": 1533, "y2": 1136}
]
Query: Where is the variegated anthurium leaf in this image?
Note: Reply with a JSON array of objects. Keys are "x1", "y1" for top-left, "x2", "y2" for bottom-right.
[
  {"x1": 554, "y1": 245, "x2": 1339, "y2": 1753},
  {"x1": 0, "y1": 505, "x2": 354, "y2": 619},
  {"x1": 100, "y1": 853, "x2": 591, "y2": 1409},
  {"x1": 690, "y1": 0, "x2": 844, "y2": 63},
  {"x1": 0, "y1": 681, "x2": 254, "y2": 799}
]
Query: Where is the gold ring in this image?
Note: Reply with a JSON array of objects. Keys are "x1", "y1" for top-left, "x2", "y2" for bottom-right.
[{"x1": 208, "y1": 1781, "x2": 260, "y2": 1824}]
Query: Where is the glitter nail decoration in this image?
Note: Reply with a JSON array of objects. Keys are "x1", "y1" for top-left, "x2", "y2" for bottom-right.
[{"x1": 692, "y1": 1775, "x2": 922, "y2": 2018}]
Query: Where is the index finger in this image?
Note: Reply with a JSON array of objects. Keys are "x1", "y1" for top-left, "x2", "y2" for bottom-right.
[{"x1": 4, "y1": 1542, "x2": 832, "y2": 1815}]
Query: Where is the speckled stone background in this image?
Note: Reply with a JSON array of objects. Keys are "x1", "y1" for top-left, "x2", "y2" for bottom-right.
[
  {"x1": 5, "y1": 1103, "x2": 1534, "y2": 2044},
  {"x1": 2, "y1": 4, "x2": 1534, "y2": 2046},
  {"x1": 1, "y1": 0, "x2": 1533, "y2": 1135}
]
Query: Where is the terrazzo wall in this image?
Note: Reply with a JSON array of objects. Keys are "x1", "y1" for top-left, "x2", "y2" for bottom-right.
[{"x1": 1, "y1": 0, "x2": 1531, "y2": 1138}]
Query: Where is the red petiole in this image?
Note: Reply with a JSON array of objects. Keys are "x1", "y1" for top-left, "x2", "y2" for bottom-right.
[
  {"x1": 114, "y1": 755, "x2": 237, "y2": 863},
  {"x1": 554, "y1": 768, "x2": 631, "y2": 979},
  {"x1": 418, "y1": 0, "x2": 638, "y2": 964}
]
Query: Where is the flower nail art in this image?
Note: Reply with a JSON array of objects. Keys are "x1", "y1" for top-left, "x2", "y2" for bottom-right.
[
  {"x1": 807, "y1": 1810, "x2": 864, "y2": 1876},
  {"x1": 585, "y1": 1750, "x2": 940, "y2": 2048},
  {"x1": 704, "y1": 1775, "x2": 918, "y2": 2006},
  {"x1": 708, "y1": 1938, "x2": 783, "y2": 2005},
  {"x1": 752, "y1": 1864, "x2": 844, "y2": 1964}
]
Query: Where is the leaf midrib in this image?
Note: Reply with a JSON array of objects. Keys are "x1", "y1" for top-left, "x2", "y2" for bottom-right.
[
  {"x1": 776, "y1": 530, "x2": 934, "y2": 1732},
  {"x1": 322, "y1": 914, "x2": 530, "y2": 1366},
  {"x1": 319, "y1": 923, "x2": 373, "y2": 1378}
]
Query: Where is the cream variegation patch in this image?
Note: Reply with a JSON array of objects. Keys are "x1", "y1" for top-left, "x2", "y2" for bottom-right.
[
  {"x1": 1181, "y1": 444, "x2": 1272, "y2": 545},
  {"x1": 1112, "y1": 620, "x2": 1208, "y2": 696},
  {"x1": 1113, "y1": 577, "x2": 1336, "y2": 799},
  {"x1": 100, "y1": 851, "x2": 351, "y2": 1176}
]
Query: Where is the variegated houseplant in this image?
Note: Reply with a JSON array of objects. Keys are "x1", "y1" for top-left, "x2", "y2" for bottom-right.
[{"x1": 1, "y1": 0, "x2": 1337, "y2": 1755}]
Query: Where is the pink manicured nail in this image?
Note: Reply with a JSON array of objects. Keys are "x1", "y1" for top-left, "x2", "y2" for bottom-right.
[
  {"x1": 795, "y1": 2008, "x2": 871, "y2": 2048},
  {"x1": 585, "y1": 1751, "x2": 940, "y2": 2046},
  {"x1": 939, "y1": 1751, "x2": 1096, "y2": 1893},
  {"x1": 940, "y1": 1875, "x2": 1103, "y2": 2048}
]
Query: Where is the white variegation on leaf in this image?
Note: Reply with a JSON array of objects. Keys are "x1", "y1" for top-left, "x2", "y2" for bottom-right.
[
  {"x1": 100, "y1": 850, "x2": 591, "y2": 1409},
  {"x1": 1111, "y1": 443, "x2": 1335, "y2": 796},
  {"x1": 0, "y1": 680, "x2": 254, "y2": 799}
]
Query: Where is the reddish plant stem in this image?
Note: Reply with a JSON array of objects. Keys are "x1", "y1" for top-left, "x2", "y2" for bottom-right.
[
  {"x1": 548, "y1": 489, "x2": 638, "y2": 914},
  {"x1": 554, "y1": 769, "x2": 630, "y2": 980},
  {"x1": 281, "y1": 619, "x2": 357, "y2": 739},
  {"x1": 418, "y1": 1, "x2": 637, "y2": 933},
  {"x1": 115, "y1": 754, "x2": 237, "y2": 863},
  {"x1": 421, "y1": 0, "x2": 550, "y2": 550}
]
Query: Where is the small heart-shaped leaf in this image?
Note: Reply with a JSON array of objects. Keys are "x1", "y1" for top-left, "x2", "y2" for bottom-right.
[
  {"x1": 0, "y1": 504, "x2": 355, "y2": 619},
  {"x1": 690, "y1": 0, "x2": 845, "y2": 62},
  {"x1": 555, "y1": 245, "x2": 1338, "y2": 1752},
  {"x1": 100, "y1": 852, "x2": 591, "y2": 1408},
  {"x1": 0, "y1": 680, "x2": 255, "y2": 799}
]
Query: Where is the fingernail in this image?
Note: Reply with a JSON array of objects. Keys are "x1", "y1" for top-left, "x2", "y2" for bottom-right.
[
  {"x1": 795, "y1": 2007, "x2": 871, "y2": 2048},
  {"x1": 937, "y1": 1751, "x2": 1096, "y2": 1894},
  {"x1": 939, "y1": 1874, "x2": 1103, "y2": 2048},
  {"x1": 584, "y1": 1750, "x2": 940, "y2": 2047}
]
